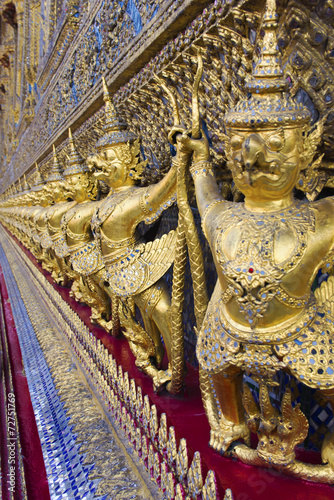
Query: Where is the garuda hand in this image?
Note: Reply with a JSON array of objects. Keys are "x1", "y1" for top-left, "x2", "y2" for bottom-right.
[
  {"x1": 178, "y1": 129, "x2": 211, "y2": 164},
  {"x1": 168, "y1": 125, "x2": 193, "y2": 161}
]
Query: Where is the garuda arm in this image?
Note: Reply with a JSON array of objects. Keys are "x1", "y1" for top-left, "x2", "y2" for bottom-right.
[
  {"x1": 175, "y1": 130, "x2": 228, "y2": 242},
  {"x1": 135, "y1": 160, "x2": 178, "y2": 227}
]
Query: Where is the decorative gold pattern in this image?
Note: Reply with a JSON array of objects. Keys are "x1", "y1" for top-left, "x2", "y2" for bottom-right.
[
  {"x1": 2, "y1": 0, "x2": 334, "y2": 490},
  {"x1": 214, "y1": 200, "x2": 315, "y2": 325}
]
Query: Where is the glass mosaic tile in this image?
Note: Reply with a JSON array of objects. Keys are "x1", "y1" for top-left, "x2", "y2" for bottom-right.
[{"x1": 0, "y1": 242, "x2": 100, "y2": 500}]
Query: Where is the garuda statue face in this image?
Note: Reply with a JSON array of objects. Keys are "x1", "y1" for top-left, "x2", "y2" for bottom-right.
[
  {"x1": 87, "y1": 140, "x2": 145, "y2": 190},
  {"x1": 87, "y1": 146, "x2": 128, "y2": 188},
  {"x1": 65, "y1": 172, "x2": 96, "y2": 202},
  {"x1": 227, "y1": 125, "x2": 304, "y2": 204},
  {"x1": 86, "y1": 77, "x2": 146, "y2": 190},
  {"x1": 48, "y1": 180, "x2": 69, "y2": 204}
]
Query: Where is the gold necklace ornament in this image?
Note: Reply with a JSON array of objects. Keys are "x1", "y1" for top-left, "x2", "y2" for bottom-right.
[{"x1": 216, "y1": 201, "x2": 315, "y2": 325}]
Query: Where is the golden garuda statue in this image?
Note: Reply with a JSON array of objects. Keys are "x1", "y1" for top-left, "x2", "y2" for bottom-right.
[
  {"x1": 175, "y1": 0, "x2": 334, "y2": 483},
  {"x1": 0, "y1": 76, "x2": 193, "y2": 395},
  {"x1": 33, "y1": 148, "x2": 72, "y2": 280},
  {"x1": 86, "y1": 78, "x2": 182, "y2": 391},
  {"x1": 21, "y1": 167, "x2": 47, "y2": 257},
  {"x1": 60, "y1": 128, "x2": 113, "y2": 332}
]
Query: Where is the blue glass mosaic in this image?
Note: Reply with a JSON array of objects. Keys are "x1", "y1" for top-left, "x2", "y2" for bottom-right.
[{"x1": 0, "y1": 240, "x2": 101, "y2": 500}]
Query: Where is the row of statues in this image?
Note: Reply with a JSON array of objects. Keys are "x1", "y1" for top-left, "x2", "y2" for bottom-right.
[
  {"x1": 1, "y1": 0, "x2": 334, "y2": 484},
  {"x1": 1, "y1": 79, "x2": 183, "y2": 393}
]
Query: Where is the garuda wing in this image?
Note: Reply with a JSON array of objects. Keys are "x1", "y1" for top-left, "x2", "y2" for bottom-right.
[
  {"x1": 314, "y1": 275, "x2": 334, "y2": 318},
  {"x1": 105, "y1": 230, "x2": 176, "y2": 297},
  {"x1": 140, "y1": 229, "x2": 177, "y2": 291}
]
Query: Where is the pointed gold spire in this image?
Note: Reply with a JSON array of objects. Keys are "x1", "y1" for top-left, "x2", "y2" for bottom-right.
[
  {"x1": 202, "y1": 470, "x2": 218, "y2": 500},
  {"x1": 68, "y1": 127, "x2": 80, "y2": 157},
  {"x1": 31, "y1": 162, "x2": 44, "y2": 191},
  {"x1": 188, "y1": 452, "x2": 203, "y2": 498},
  {"x1": 101, "y1": 76, "x2": 109, "y2": 97},
  {"x1": 69, "y1": 126, "x2": 74, "y2": 145},
  {"x1": 52, "y1": 144, "x2": 61, "y2": 170},
  {"x1": 167, "y1": 426, "x2": 177, "y2": 468},
  {"x1": 96, "y1": 77, "x2": 136, "y2": 150},
  {"x1": 101, "y1": 76, "x2": 120, "y2": 128},
  {"x1": 158, "y1": 413, "x2": 167, "y2": 452},
  {"x1": 102, "y1": 76, "x2": 116, "y2": 117},
  {"x1": 247, "y1": 0, "x2": 285, "y2": 95},
  {"x1": 63, "y1": 128, "x2": 88, "y2": 177},
  {"x1": 22, "y1": 173, "x2": 30, "y2": 192},
  {"x1": 35, "y1": 162, "x2": 43, "y2": 183},
  {"x1": 225, "y1": 0, "x2": 311, "y2": 130},
  {"x1": 149, "y1": 404, "x2": 158, "y2": 440},
  {"x1": 46, "y1": 144, "x2": 63, "y2": 182},
  {"x1": 176, "y1": 438, "x2": 188, "y2": 482}
]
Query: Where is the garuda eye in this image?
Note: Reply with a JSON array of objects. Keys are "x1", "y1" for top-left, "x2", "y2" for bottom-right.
[
  {"x1": 230, "y1": 135, "x2": 244, "y2": 150},
  {"x1": 266, "y1": 128, "x2": 285, "y2": 151}
]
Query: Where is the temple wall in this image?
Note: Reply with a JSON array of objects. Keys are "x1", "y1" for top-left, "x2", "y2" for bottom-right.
[
  {"x1": 1, "y1": 0, "x2": 333, "y2": 191},
  {"x1": 1, "y1": 1, "x2": 334, "y2": 497}
]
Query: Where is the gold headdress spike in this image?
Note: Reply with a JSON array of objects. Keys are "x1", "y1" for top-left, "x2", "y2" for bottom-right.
[
  {"x1": 102, "y1": 77, "x2": 118, "y2": 123},
  {"x1": 28, "y1": 172, "x2": 35, "y2": 188},
  {"x1": 247, "y1": 0, "x2": 285, "y2": 95},
  {"x1": 35, "y1": 162, "x2": 43, "y2": 183},
  {"x1": 225, "y1": 0, "x2": 311, "y2": 130},
  {"x1": 31, "y1": 162, "x2": 44, "y2": 191},
  {"x1": 97, "y1": 77, "x2": 136, "y2": 150},
  {"x1": 22, "y1": 173, "x2": 30, "y2": 192},
  {"x1": 46, "y1": 144, "x2": 64, "y2": 182},
  {"x1": 69, "y1": 127, "x2": 74, "y2": 149},
  {"x1": 64, "y1": 128, "x2": 88, "y2": 177}
]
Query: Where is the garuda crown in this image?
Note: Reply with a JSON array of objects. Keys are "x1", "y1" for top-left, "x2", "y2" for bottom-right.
[{"x1": 225, "y1": 0, "x2": 311, "y2": 130}]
